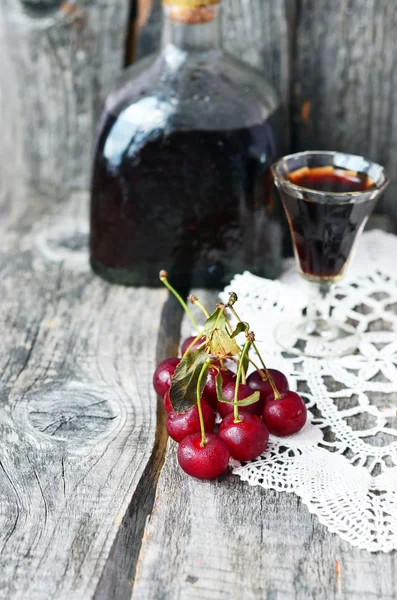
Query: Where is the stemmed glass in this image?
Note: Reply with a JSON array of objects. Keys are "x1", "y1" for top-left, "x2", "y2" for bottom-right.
[{"x1": 271, "y1": 151, "x2": 389, "y2": 358}]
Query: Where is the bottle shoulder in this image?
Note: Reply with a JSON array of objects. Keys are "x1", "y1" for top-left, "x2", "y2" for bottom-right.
[{"x1": 103, "y1": 45, "x2": 280, "y2": 132}]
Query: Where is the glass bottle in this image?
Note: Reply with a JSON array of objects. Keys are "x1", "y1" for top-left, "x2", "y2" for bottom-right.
[{"x1": 89, "y1": 0, "x2": 284, "y2": 288}]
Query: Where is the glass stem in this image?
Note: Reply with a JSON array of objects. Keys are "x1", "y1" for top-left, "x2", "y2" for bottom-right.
[{"x1": 305, "y1": 283, "x2": 333, "y2": 336}]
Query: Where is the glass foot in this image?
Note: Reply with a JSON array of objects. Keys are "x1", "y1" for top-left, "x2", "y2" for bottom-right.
[{"x1": 275, "y1": 318, "x2": 360, "y2": 358}]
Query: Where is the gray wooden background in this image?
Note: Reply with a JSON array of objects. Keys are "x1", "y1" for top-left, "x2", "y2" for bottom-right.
[
  {"x1": 0, "y1": 2, "x2": 397, "y2": 599},
  {"x1": 1, "y1": 0, "x2": 397, "y2": 220}
]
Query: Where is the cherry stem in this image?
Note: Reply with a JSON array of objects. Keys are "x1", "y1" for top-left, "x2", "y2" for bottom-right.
[
  {"x1": 234, "y1": 339, "x2": 251, "y2": 423},
  {"x1": 223, "y1": 310, "x2": 246, "y2": 382},
  {"x1": 159, "y1": 271, "x2": 199, "y2": 331},
  {"x1": 228, "y1": 304, "x2": 281, "y2": 400},
  {"x1": 197, "y1": 358, "x2": 210, "y2": 447},
  {"x1": 247, "y1": 356, "x2": 266, "y2": 379},
  {"x1": 251, "y1": 341, "x2": 281, "y2": 399},
  {"x1": 241, "y1": 363, "x2": 247, "y2": 385},
  {"x1": 188, "y1": 295, "x2": 210, "y2": 319},
  {"x1": 223, "y1": 310, "x2": 234, "y2": 336},
  {"x1": 182, "y1": 334, "x2": 206, "y2": 359},
  {"x1": 214, "y1": 304, "x2": 225, "y2": 329},
  {"x1": 229, "y1": 355, "x2": 252, "y2": 382}
]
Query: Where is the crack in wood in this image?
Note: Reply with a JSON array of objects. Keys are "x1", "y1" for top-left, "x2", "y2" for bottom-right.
[
  {"x1": 61, "y1": 456, "x2": 66, "y2": 497},
  {"x1": 33, "y1": 468, "x2": 48, "y2": 527},
  {"x1": 0, "y1": 459, "x2": 21, "y2": 557}
]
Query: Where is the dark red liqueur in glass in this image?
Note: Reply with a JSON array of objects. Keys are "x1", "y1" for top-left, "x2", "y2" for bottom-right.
[
  {"x1": 283, "y1": 166, "x2": 376, "y2": 281},
  {"x1": 90, "y1": 119, "x2": 282, "y2": 289}
]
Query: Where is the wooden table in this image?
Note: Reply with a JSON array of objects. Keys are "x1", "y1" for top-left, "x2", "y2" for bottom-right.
[
  {"x1": 0, "y1": 185, "x2": 395, "y2": 600},
  {"x1": 1, "y1": 1, "x2": 397, "y2": 597}
]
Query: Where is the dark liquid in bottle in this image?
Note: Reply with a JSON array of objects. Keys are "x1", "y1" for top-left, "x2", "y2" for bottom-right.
[
  {"x1": 90, "y1": 113, "x2": 282, "y2": 288},
  {"x1": 282, "y1": 166, "x2": 376, "y2": 280}
]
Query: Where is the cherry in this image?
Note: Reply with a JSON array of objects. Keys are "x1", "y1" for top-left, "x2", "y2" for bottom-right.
[
  {"x1": 166, "y1": 399, "x2": 215, "y2": 443},
  {"x1": 163, "y1": 391, "x2": 173, "y2": 413},
  {"x1": 263, "y1": 391, "x2": 307, "y2": 436},
  {"x1": 203, "y1": 365, "x2": 235, "y2": 409},
  {"x1": 153, "y1": 357, "x2": 180, "y2": 397},
  {"x1": 219, "y1": 413, "x2": 269, "y2": 461},
  {"x1": 247, "y1": 368, "x2": 289, "y2": 403},
  {"x1": 177, "y1": 433, "x2": 230, "y2": 479},
  {"x1": 218, "y1": 382, "x2": 263, "y2": 418},
  {"x1": 181, "y1": 336, "x2": 206, "y2": 356}
]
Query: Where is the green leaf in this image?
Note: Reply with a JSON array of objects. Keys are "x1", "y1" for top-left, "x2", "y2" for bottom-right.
[
  {"x1": 215, "y1": 374, "x2": 261, "y2": 406},
  {"x1": 202, "y1": 307, "x2": 227, "y2": 335},
  {"x1": 230, "y1": 321, "x2": 249, "y2": 338},
  {"x1": 169, "y1": 349, "x2": 209, "y2": 414},
  {"x1": 208, "y1": 329, "x2": 240, "y2": 359}
]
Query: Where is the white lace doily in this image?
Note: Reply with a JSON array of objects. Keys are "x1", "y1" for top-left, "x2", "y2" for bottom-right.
[{"x1": 220, "y1": 229, "x2": 397, "y2": 553}]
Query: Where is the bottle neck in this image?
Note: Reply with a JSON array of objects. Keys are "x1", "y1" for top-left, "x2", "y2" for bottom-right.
[{"x1": 161, "y1": 4, "x2": 221, "y2": 53}]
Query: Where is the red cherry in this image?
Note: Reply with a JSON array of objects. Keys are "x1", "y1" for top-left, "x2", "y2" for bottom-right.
[
  {"x1": 163, "y1": 391, "x2": 173, "y2": 413},
  {"x1": 247, "y1": 369, "x2": 289, "y2": 404},
  {"x1": 166, "y1": 399, "x2": 215, "y2": 443},
  {"x1": 219, "y1": 413, "x2": 269, "y2": 461},
  {"x1": 218, "y1": 382, "x2": 263, "y2": 418},
  {"x1": 177, "y1": 433, "x2": 230, "y2": 479},
  {"x1": 203, "y1": 366, "x2": 234, "y2": 409},
  {"x1": 153, "y1": 357, "x2": 180, "y2": 397},
  {"x1": 181, "y1": 336, "x2": 206, "y2": 355},
  {"x1": 263, "y1": 391, "x2": 307, "y2": 436}
]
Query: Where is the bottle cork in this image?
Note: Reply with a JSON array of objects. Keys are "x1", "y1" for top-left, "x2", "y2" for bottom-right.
[{"x1": 163, "y1": 0, "x2": 220, "y2": 24}]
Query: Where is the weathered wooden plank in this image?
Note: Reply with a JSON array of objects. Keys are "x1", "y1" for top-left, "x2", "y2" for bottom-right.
[
  {"x1": 93, "y1": 292, "x2": 183, "y2": 600},
  {"x1": 221, "y1": 0, "x2": 294, "y2": 129},
  {"x1": 132, "y1": 289, "x2": 397, "y2": 600},
  {"x1": 133, "y1": 445, "x2": 397, "y2": 600},
  {"x1": 0, "y1": 0, "x2": 130, "y2": 194},
  {"x1": 292, "y1": 0, "x2": 397, "y2": 220},
  {"x1": 0, "y1": 184, "x2": 179, "y2": 600},
  {"x1": 136, "y1": 0, "x2": 162, "y2": 60}
]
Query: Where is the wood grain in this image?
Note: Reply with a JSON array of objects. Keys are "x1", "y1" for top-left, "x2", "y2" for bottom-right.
[
  {"x1": 221, "y1": 0, "x2": 294, "y2": 142},
  {"x1": 1, "y1": 1, "x2": 397, "y2": 597},
  {"x1": 133, "y1": 446, "x2": 397, "y2": 600},
  {"x1": 0, "y1": 0, "x2": 130, "y2": 194},
  {"x1": 132, "y1": 290, "x2": 397, "y2": 600},
  {"x1": 0, "y1": 185, "x2": 178, "y2": 600}
]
